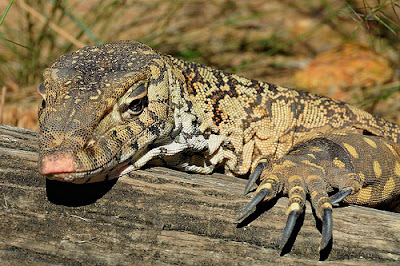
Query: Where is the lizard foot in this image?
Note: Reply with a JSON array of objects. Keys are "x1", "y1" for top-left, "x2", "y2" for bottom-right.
[{"x1": 238, "y1": 135, "x2": 364, "y2": 251}]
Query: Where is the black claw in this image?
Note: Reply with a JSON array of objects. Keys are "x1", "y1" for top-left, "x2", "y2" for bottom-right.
[
  {"x1": 320, "y1": 208, "x2": 333, "y2": 250},
  {"x1": 280, "y1": 210, "x2": 300, "y2": 249},
  {"x1": 330, "y1": 188, "x2": 352, "y2": 204},
  {"x1": 243, "y1": 162, "x2": 267, "y2": 195},
  {"x1": 237, "y1": 189, "x2": 269, "y2": 221}
]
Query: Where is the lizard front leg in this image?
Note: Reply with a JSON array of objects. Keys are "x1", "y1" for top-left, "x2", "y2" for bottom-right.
[{"x1": 238, "y1": 132, "x2": 400, "y2": 251}]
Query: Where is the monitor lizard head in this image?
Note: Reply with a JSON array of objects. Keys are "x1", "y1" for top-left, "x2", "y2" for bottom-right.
[{"x1": 38, "y1": 41, "x2": 179, "y2": 183}]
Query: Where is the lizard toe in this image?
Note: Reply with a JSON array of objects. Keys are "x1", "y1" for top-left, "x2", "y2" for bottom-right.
[
  {"x1": 320, "y1": 207, "x2": 333, "y2": 250},
  {"x1": 237, "y1": 188, "x2": 270, "y2": 220},
  {"x1": 243, "y1": 158, "x2": 271, "y2": 195},
  {"x1": 330, "y1": 188, "x2": 353, "y2": 204},
  {"x1": 280, "y1": 206, "x2": 301, "y2": 250}
]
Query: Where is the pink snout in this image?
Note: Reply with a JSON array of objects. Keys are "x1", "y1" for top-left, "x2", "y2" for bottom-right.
[{"x1": 39, "y1": 152, "x2": 76, "y2": 175}]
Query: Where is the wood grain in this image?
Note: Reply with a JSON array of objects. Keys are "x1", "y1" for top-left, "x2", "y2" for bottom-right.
[{"x1": 0, "y1": 124, "x2": 399, "y2": 264}]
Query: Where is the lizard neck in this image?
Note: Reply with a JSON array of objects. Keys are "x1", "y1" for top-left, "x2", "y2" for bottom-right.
[
  {"x1": 164, "y1": 55, "x2": 301, "y2": 175},
  {"x1": 165, "y1": 55, "x2": 287, "y2": 135}
]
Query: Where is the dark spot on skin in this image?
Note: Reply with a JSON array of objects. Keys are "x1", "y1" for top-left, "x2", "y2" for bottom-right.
[
  {"x1": 131, "y1": 142, "x2": 139, "y2": 151},
  {"x1": 126, "y1": 126, "x2": 134, "y2": 135},
  {"x1": 148, "y1": 124, "x2": 160, "y2": 135}
]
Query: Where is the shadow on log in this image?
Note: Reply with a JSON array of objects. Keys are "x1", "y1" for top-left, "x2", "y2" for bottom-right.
[{"x1": 1, "y1": 124, "x2": 400, "y2": 264}]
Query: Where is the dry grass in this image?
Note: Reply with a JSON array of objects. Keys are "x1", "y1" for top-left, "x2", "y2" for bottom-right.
[{"x1": 0, "y1": 0, "x2": 399, "y2": 130}]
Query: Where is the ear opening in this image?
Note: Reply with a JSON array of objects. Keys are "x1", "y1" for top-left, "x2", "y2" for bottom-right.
[{"x1": 362, "y1": 129, "x2": 376, "y2": 136}]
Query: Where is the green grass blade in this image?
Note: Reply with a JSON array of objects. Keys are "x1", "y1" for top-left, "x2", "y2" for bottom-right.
[{"x1": 0, "y1": 0, "x2": 14, "y2": 27}]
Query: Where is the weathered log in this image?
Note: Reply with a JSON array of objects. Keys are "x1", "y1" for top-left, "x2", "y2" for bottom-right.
[{"x1": 0, "y1": 124, "x2": 399, "y2": 265}]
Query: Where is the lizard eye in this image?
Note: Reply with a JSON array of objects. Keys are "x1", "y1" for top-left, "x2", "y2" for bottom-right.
[
  {"x1": 119, "y1": 82, "x2": 148, "y2": 118},
  {"x1": 127, "y1": 97, "x2": 146, "y2": 115}
]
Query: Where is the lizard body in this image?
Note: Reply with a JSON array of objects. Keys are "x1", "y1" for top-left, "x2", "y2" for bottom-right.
[{"x1": 38, "y1": 41, "x2": 400, "y2": 252}]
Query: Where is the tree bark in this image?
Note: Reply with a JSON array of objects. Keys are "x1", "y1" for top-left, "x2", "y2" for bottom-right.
[{"x1": 0, "y1": 124, "x2": 399, "y2": 265}]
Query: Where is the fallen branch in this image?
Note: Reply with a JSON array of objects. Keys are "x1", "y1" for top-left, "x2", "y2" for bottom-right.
[{"x1": 0, "y1": 124, "x2": 399, "y2": 264}]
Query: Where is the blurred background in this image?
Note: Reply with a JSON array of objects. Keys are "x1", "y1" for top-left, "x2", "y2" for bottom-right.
[{"x1": 0, "y1": 0, "x2": 399, "y2": 131}]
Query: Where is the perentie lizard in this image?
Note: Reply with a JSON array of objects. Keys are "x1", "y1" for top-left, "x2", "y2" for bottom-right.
[{"x1": 38, "y1": 40, "x2": 400, "y2": 252}]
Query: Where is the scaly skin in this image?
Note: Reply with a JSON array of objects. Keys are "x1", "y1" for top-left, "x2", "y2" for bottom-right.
[{"x1": 38, "y1": 40, "x2": 400, "y2": 253}]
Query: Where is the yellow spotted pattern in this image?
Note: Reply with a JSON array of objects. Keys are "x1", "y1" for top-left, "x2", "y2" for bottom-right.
[
  {"x1": 363, "y1": 137, "x2": 377, "y2": 148},
  {"x1": 395, "y1": 161, "x2": 400, "y2": 177},
  {"x1": 307, "y1": 153, "x2": 316, "y2": 159},
  {"x1": 383, "y1": 177, "x2": 396, "y2": 197},
  {"x1": 384, "y1": 142, "x2": 398, "y2": 156},
  {"x1": 358, "y1": 172, "x2": 366, "y2": 182},
  {"x1": 342, "y1": 143, "x2": 359, "y2": 159},
  {"x1": 333, "y1": 157, "x2": 345, "y2": 168},
  {"x1": 280, "y1": 160, "x2": 297, "y2": 168},
  {"x1": 301, "y1": 160, "x2": 325, "y2": 171},
  {"x1": 355, "y1": 186, "x2": 373, "y2": 205},
  {"x1": 373, "y1": 160, "x2": 382, "y2": 179},
  {"x1": 308, "y1": 147, "x2": 324, "y2": 152},
  {"x1": 332, "y1": 132, "x2": 348, "y2": 136}
]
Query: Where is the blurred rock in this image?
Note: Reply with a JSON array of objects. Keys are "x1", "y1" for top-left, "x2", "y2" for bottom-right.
[{"x1": 294, "y1": 42, "x2": 394, "y2": 102}]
